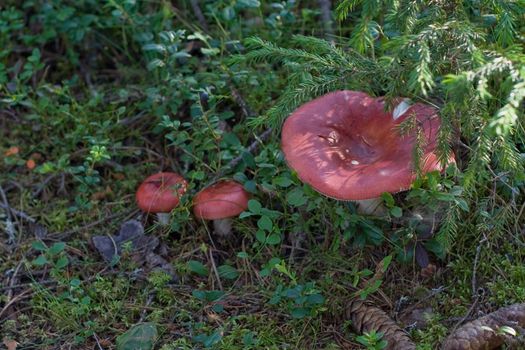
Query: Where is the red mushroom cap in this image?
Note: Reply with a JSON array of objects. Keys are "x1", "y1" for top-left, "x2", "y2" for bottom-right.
[
  {"x1": 281, "y1": 90, "x2": 454, "y2": 200},
  {"x1": 193, "y1": 180, "x2": 250, "y2": 220},
  {"x1": 136, "y1": 172, "x2": 188, "y2": 213}
]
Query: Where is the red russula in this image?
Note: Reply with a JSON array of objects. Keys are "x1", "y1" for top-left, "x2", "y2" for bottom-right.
[
  {"x1": 281, "y1": 90, "x2": 454, "y2": 201},
  {"x1": 136, "y1": 172, "x2": 188, "y2": 213},
  {"x1": 193, "y1": 180, "x2": 250, "y2": 220}
]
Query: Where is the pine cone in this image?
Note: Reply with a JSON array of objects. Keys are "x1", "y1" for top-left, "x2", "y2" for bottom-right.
[
  {"x1": 442, "y1": 303, "x2": 525, "y2": 350},
  {"x1": 346, "y1": 299, "x2": 416, "y2": 350}
]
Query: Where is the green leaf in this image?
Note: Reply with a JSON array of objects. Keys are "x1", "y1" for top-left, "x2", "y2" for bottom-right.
[
  {"x1": 307, "y1": 293, "x2": 325, "y2": 305},
  {"x1": 236, "y1": 0, "x2": 260, "y2": 8},
  {"x1": 174, "y1": 51, "x2": 192, "y2": 58},
  {"x1": 212, "y1": 303, "x2": 224, "y2": 313},
  {"x1": 70, "y1": 278, "x2": 81, "y2": 287},
  {"x1": 194, "y1": 330, "x2": 223, "y2": 348},
  {"x1": 188, "y1": 260, "x2": 209, "y2": 276},
  {"x1": 291, "y1": 307, "x2": 309, "y2": 319},
  {"x1": 242, "y1": 331, "x2": 257, "y2": 346},
  {"x1": 49, "y1": 242, "x2": 66, "y2": 256},
  {"x1": 146, "y1": 59, "x2": 165, "y2": 70},
  {"x1": 116, "y1": 323, "x2": 158, "y2": 350},
  {"x1": 425, "y1": 239, "x2": 445, "y2": 259},
  {"x1": 390, "y1": 206, "x2": 403, "y2": 218},
  {"x1": 381, "y1": 192, "x2": 395, "y2": 207},
  {"x1": 54, "y1": 256, "x2": 69, "y2": 269},
  {"x1": 455, "y1": 199, "x2": 469, "y2": 212},
  {"x1": 274, "y1": 176, "x2": 293, "y2": 188},
  {"x1": 201, "y1": 47, "x2": 220, "y2": 56},
  {"x1": 239, "y1": 211, "x2": 253, "y2": 219},
  {"x1": 237, "y1": 252, "x2": 249, "y2": 259},
  {"x1": 381, "y1": 255, "x2": 393, "y2": 271},
  {"x1": 32, "y1": 255, "x2": 48, "y2": 266},
  {"x1": 222, "y1": 132, "x2": 241, "y2": 146},
  {"x1": 218, "y1": 265, "x2": 239, "y2": 280},
  {"x1": 247, "y1": 199, "x2": 262, "y2": 214},
  {"x1": 192, "y1": 290, "x2": 206, "y2": 300},
  {"x1": 255, "y1": 230, "x2": 266, "y2": 243},
  {"x1": 260, "y1": 208, "x2": 282, "y2": 219},
  {"x1": 287, "y1": 188, "x2": 307, "y2": 207},
  {"x1": 434, "y1": 192, "x2": 455, "y2": 202},
  {"x1": 222, "y1": 6, "x2": 236, "y2": 20},
  {"x1": 266, "y1": 233, "x2": 281, "y2": 245},
  {"x1": 142, "y1": 43, "x2": 166, "y2": 53},
  {"x1": 32, "y1": 241, "x2": 47, "y2": 251},
  {"x1": 257, "y1": 216, "x2": 273, "y2": 232},
  {"x1": 203, "y1": 290, "x2": 225, "y2": 302}
]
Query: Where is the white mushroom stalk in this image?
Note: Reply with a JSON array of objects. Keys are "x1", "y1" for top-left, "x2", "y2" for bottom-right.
[{"x1": 212, "y1": 218, "x2": 233, "y2": 236}]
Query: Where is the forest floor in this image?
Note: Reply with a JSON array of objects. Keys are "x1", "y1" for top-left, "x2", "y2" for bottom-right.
[{"x1": 1, "y1": 1, "x2": 524, "y2": 349}]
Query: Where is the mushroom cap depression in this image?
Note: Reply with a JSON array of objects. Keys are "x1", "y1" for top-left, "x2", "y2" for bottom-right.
[
  {"x1": 136, "y1": 172, "x2": 188, "y2": 213},
  {"x1": 281, "y1": 90, "x2": 453, "y2": 200},
  {"x1": 193, "y1": 180, "x2": 250, "y2": 220}
]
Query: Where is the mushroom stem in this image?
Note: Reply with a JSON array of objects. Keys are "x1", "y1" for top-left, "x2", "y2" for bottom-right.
[
  {"x1": 355, "y1": 197, "x2": 386, "y2": 216},
  {"x1": 213, "y1": 218, "x2": 232, "y2": 236},
  {"x1": 156, "y1": 213, "x2": 171, "y2": 226}
]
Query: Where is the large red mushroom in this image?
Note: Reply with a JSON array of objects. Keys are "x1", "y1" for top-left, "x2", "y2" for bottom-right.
[
  {"x1": 136, "y1": 172, "x2": 188, "y2": 225},
  {"x1": 193, "y1": 180, "x2": 250, "y2": 236},
  {"x1": 281, "y1": 90, "x2": 454, "y2": 214}
]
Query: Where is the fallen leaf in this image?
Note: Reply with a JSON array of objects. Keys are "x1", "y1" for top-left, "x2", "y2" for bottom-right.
[
  {"x1": 98, "y1": 338, "x2": 112, "y2": 347},
  {"x1": 90, "y1": 186, "x2": 113, "y2": 201},
  {"x1": 116, "y1": 323, "x2": 158, "y2": 350},
  {"x1": 92, "y1": 220, "x2": 177, "y2": 280},
  {"x1": 421, "y1": 263, "x2": 437, "y2": 279},
  {"x1": 112, "y1": 173, "x2": 126, "y2": 180},
  {"x1": 3, "y1": 338, "x2": 18, "y2": 350},
  {"x1": 92, "y1": 220, "x2": 153, "y2": 262},
  {"x1": 415, "y1": 243, "x2": 430, "y2": 268},
  {"x1": 4, "y1": 146, "x2": 19, "y2": 157}
]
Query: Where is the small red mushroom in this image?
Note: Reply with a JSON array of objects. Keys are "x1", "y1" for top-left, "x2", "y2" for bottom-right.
[
  {"x1": 136, "y1": 172, "x2": 188, "y2": 225},
  {"x1": 193, "y1": 180, "x2": 250, "y2": 236},
  {"x1": 281, "y1": 90, "x2": 454, "y2": 215}
]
